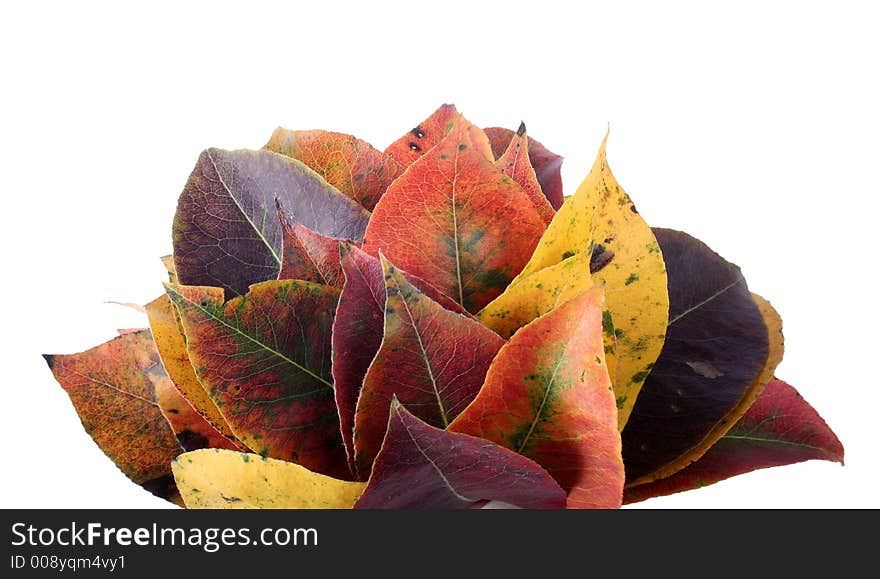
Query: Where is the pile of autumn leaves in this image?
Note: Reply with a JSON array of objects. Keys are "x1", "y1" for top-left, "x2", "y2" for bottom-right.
[{"x1": 44, "y1": 105, "x2": 843, "y2": 509}]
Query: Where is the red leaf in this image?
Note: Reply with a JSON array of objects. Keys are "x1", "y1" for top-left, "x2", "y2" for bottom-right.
[
  {"x1": 485, "y1": 126, "x2": 564, "y2": 209},
  {"x1": 364, "y1": 120, "x2": 547, "y2": 313},
  {"x1": 332, "y1": 245, "x2": 467, "y2": 477},
  {"x1": 355, "y1": 400, "x2": 566, "y2": 509},
  {"x1": 384, "y1": 104, "x2": 460, "y2": 167},
  {"x1": 264, "y1": 129, "x2": 403, "y2": 210},
  {"x1": 165, "y1": 280, "x2": 350, "y2": 480},
  {"x1": 449, "y1": 289, "x2": 625, "y2": 508},
  {"x1": 494, "y1": 123, "x2": 555, "y2": 224},
  {"x1": 623, "y1": 378, "x2": 844, "y2": 504},
  {"x1": 276, "y1": 203, "x2": 345, "y2": 287},
  {"x1": 352, "y1": 257, "x2": 505, "y2": 479}
]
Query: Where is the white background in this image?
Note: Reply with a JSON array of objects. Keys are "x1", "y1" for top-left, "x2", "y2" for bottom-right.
[{"x1": 2, "y1": 1, "x2": 877, "y2": 509}]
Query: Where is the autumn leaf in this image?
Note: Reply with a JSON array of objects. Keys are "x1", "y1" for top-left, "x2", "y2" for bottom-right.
[
  {"x1": 623, "y1": 378, "x2": 844, "y2": 504},
  {"x1": 501, "y1": 133, "x2": 669, "y2": 428},
  {"x1": 364, "y1": 119, "x2": 547, "y2": 313},
  {"x1": 352, "y1": 256, "x2": 505, "y2": 479},
  {"x1": 332, "y1": 245, "x2": 468, "y2": 476},
  {"x1": 264, "y1": 128, "x2": 403, "y2": 211},
  {"x1": 165, "y1": 280, "x2": 350, "y2": 480},
  {"x1": 478, "y1": 251, "x2": 593, "y2": 339},
  {"x1": 160, "y1": 254, "x2": 177, "y2": 283},
  {"x1": 151, "y1": 362, "x2": 241, "y2": 452},
  {"x1": 627, "y1": 293, "x2": 784, "y2": 487},
  {"x1": 494, "y1": 123, "x2": 555, "y2": 224},
  {"x1": 355, "y1": 400, "x2": 566, "y2": 509},
  {"x1": 449, "y1": 289, "x2": 624, "y2": 509},
  {"x1": 172, "y1": 148, "x2": 370, "y2": 298},
  {"x1": 276, "y1": 202, "x2": 345, "y2": 287},
  {"x1": 622, "y1": 228, "x2": 770, "y2": 484},
  {"x1": 172, "y1": 449, "x2": 365, "y2": 509},
  {"x1": 144, "y1": 294, "x2": 240, "y2": 444},
  {"x1": 43, "y1": 330, "x2": 183, "y2": 503},
  {"x1": 485, "y1": 126, "x2": 564, "y2": 210}
]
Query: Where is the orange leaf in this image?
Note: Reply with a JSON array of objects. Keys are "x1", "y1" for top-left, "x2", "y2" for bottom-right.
[{"x1": 449, "y1": 289, "x2": 624, "y2": 508}]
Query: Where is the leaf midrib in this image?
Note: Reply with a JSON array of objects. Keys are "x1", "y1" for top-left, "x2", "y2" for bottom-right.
[
  {"x1": 397, "y1": 288, "x2": 449, "y2": 426},
  {"x1": 400, "y1": 409, "x2": 473, "y2": 504},
  {"x1": 170, "y1": 287, "x2": 332, "y2": 389},
  {"x1": 668, "y1": 278, "x2": 744, "y2": 326},
  {"x1": 722, "y1": 432, "x2": 830, "y2": 454},
  {"x1": 208, "y1": 150, "x2": 282, "y2": 267}
]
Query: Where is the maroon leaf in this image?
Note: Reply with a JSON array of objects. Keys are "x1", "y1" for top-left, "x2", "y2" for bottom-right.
[
  {"x1": 351, "y1": 256, "x2": 505, "y2": 479},
  {"x1": 624, "y1": 378, "x2": 844, "y2": 503},
  {"x1": 332, "y1": 245, "x2": 467, "y2": 477},
  {"x1": 354, "y1": 400, "x2": 567, "y2": 509}
]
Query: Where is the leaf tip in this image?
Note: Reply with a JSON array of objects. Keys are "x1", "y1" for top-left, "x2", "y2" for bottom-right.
[
  {"x1": 42, "y1": 353, "x2": 55, "y2": 369},
  {"x1": 516, "y1": 121, "x2": 527, "y2": 137}
]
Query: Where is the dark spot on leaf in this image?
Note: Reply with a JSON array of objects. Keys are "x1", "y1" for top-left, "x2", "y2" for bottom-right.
[
  {"x1": 625, "y1": 273, "x2": 639, "y2": 285},
  {"x1": 408, "y1": 142, "x2": 422, "y2": 152},
  {"x1": 590, "y1": 244, "x2": 615, "y2": 273},
  {"x1": 176, "y1": 429, "x2": 210, "y2": 452},
  {"x1": 602, "y1": 310, "x2": 615, "y2": 336},
  {"x1": 220, "y1": 493, "x2": 243, "y2": 503},
  {"x1": 631, "y1": 204, "x2": 639, "y2": 214},
  {"x1": 458, "y1": 143, "x2": 468, "y2": 151},
  {"x1": 42, "y1": 354, "x2": 55, "y2": 369},
  {"x1": 561, "y1": 250, "x2": 576, "y2": 260},
  {"x1": 411, "y1": 126, "x2": 425, "y2": 139},
  {"x1": 516, "y1": 121, "x2": 527, "y2": 137}
]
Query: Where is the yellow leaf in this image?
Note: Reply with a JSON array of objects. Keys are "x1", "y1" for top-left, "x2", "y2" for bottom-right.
[
  {"x1": 172, "y1": 449, "x2": 366, "y2": 509},
  {"x1": 478, "y1": 251, "x2": 593, "y2": 339},
  {"x1": 489, "y1": 132, "x2": 669, "y2": 429},
  {"x1": 145, "y1": 293, "x2": 240, "y2": 444},
  {"x1": 626, "y1": 293, "x2": 784, "y2": 487}
]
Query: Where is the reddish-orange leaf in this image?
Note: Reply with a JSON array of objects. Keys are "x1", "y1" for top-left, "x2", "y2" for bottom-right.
[
  {"x1": 43, "y1": 330, "x2": 184, "y2": 502},
  {"x1": 352, "y1": 257, "x2": 505, "y2": 479},
  {"x1": 624, "y1": 378, "x2": 844, "y2": 504},
  {"x1": 332, "y1": 245, "x2": 467, "y2": 476},
  {"x1": 485, "y1": 126, "x2": 564, "y2": 209},
  {"x1": 449, "y1": 289, "x2": 624, "y2": 509},
  {"x1": 364, "y1": 120, "x2": 547, "y2": 313},
  {"x1": 264, "y1": 128, "x2": 402, "y2": 210},
  {"x1": 494, "y1": 123, "x2": 555, "y2": 224},
  {"x1": 151, "y1": 367, "x2": 242, "y2": 452},
  {"x1": 165, "y1": 280, "x2": 350, "y2": 480},
  {"x1": 276, "y1": 203, "x2": 345, "y2": 287},
  {"x1": 384, "y1": 104, "x2": 460, "y2": 167}
]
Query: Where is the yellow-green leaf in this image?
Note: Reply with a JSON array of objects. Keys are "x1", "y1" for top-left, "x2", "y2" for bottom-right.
[
  {"x1": 171, "y1": 449, "x2": 366, "y2": 509},
  {"x1": 507, "y1": 133, "x2": 669, "y2": 429}
]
